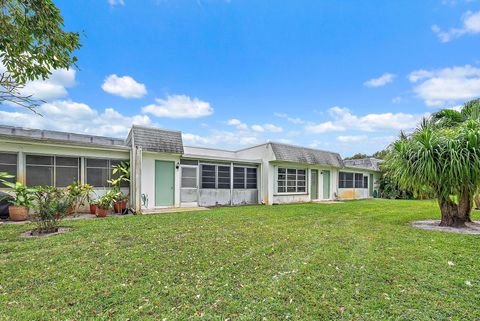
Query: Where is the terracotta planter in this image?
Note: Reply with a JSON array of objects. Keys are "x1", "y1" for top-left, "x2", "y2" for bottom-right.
[
  {"x1": 89, "y1": 204, "x2": 97, "y2": 215},
  {"x1": 9, "y1": 206, "x2": 29, "y2": 221},
  {"x1": 67, "y1": 205, "x2": 74, "y2": 216},
  {"x1": 113, "y1": 200, "x2": 127, "y2": 214},
  {"x1": 95, "y1": 207, "x2": 109, "y2": 217}
]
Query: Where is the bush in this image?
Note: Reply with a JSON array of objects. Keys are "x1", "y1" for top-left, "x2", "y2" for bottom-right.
[{"x1": 31, "y1": 186, "x2": 70, "y2": 234}]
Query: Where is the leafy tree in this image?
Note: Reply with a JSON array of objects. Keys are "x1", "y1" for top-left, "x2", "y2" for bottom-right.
[
  {"x1": 0, "y1": 0, "x2": 81, "y2": 111},
  {"x1": 385, "y1": 101, "x2": 480, "y2": 227}
]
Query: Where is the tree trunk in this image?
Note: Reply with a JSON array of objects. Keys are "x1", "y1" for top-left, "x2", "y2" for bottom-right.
[
  {"x1": 438, "y1": 197, "x2": 467, "y2": 228},
  {"x1": 458, "y1": 190, "x2": 473, "y2": 223}
]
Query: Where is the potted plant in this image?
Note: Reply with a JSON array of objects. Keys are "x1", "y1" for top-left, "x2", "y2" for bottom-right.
[
  {"x1": 3, "y1": 181, "x2": 36, "y2": 221},
  {"x1": 95, "y1": 191, "x2": 116, "y2": 218},
  {"x1": 67, "y1": 182, "x2": 94, "y2": 215},
  {"x1": 108, "y1": 161, "x2": 130, "y2": 214},
  {"x1": 89, "y1": 198, "x2": 98, "y2": 215}
]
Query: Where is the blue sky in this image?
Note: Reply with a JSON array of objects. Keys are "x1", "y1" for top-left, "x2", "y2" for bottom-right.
[{"x1": 2, "y1": 0, "x2": 480, "y2": 156}]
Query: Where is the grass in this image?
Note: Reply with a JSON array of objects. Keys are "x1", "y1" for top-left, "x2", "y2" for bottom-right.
[{"x1": 1, "y1": 199, "x2": 479, "y2": 320}]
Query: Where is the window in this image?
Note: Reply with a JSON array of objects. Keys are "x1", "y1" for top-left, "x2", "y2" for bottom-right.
[
  {"x1": 339, "y1": 172, "x2": 354, "y2": 188},
  {"x1": 0, "y1": 153, "x2": 17, "y2": 187},
  {"x1": 233, "y1": 167, "x2": 258, "y2": 189},
  {"x1": 26, "y1": 155, "x2": 80, "y2": 187},
  {"x1": 200, "y1": 164, "x2": 231, "y2": 189},
  {"x1": 86, "y1": 158, "x2": 128, "y2": 188},
  {"x1": 277, "y1": 167, "x2": 306, "y2": 193},
  {"x1": 55, "y1": 157, "x2": 80, "y2": 187},
  {"x1": 363, "y1": 175, "x2": 368, "y2": 189},
  {"x1": 200, "y1": 165, "x2": 216, "y2": 189},
  {"x1": 181, "y1": 167, "x2": 197, "y2": 188},
  {"x1": 355, "y1": 173, "x2": 364, "y2": 188}
]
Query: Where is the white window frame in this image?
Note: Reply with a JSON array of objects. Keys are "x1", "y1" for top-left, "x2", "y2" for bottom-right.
[
  {"x1": 275, "y1": 166, "x2": 308, "y2": 195},
  {"x1": 233, "y1": 165, "x2": 258, "y2": 190},
  {"x1": 180, "y1": 165, "x2": 198, "y2": 189},
  {"x1": 339, "y1": 171, "x2": 369, "y2": 189},
  {"x1": 199, "y1": 163, "x2": 231, "y2": 190},
  {"x1": 85, "y1": 157, "x2": 128, "y2": 188}
]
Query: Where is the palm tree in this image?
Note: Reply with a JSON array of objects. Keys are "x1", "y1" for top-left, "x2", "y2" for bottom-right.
[{"x1": 385, "y1": 111, "x2": 480, "y2": 227}]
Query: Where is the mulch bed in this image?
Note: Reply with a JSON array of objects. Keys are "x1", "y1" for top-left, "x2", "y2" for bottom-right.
[
  {"x1": 411, "y1": 220, "x2": 480, "y2": 234},
  {"x1": 20, "y1": 227, "x2": 72, "y2": 238}
]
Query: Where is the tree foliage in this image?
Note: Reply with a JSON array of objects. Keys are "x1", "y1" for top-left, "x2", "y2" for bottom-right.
[
  {"x1": 0, "y1": 0, "x2": 81, "y2": 111},
  {"x1": 384, "y1": 99, "x2": 480, "y2": 227}
]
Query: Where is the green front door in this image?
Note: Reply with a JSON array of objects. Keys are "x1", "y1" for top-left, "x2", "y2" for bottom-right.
[
  {"x1": 311, "y1": 169, "x2": 318, "y2": 200},
  {"x1": 322, "y1": 170, "x2": 330, "y2": 199},
  {"x1": 155, "y1": 160, "x2": 175, "y2": 206}
]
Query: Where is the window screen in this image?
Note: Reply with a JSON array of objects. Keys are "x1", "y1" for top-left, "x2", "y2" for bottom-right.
[
  {"x1": 355, "y1": 173, "x2": 364, "y2": 188},
  {"x1": 26, "y1": 155, "x2": 54, "y2": 186},
  {"x1": 339, "y1": 172, "x2": 354, "y2": 188},
  {"x1": 201, "y1": 165, "x2": 216, "y2": 189},
  {"x1": 181, "y1": 167, "x2": 197, "y2": 188},
  {"x1": 0, "y1": 153, "x2": 17, "y2": 187},
  {"x1": 277, "y1": 167, "x2": 306, "y2": 193},
  {"x1": 55, "y1": 157, "x2": 80, "y2": 187},
  {"x1": 86, "y1": 158, "x2": 128, "y2": 187},
  {"x1": 363, "y1": 175, "x2": 368, "y2": 189},
  {"x1": 217, "y1": 166, "x2": 231, "y2": 189},
  {"x1": 233, "y1": 167, "x2": 246, "y2": 189}
]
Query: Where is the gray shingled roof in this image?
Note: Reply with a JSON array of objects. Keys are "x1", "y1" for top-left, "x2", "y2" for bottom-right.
[
  {"x1": 270, "y1": 142, "x2": 343, "y2": 167},
  {"x1": 0, "y1": 125, "x2": 127, "y2": 148},
  {"x1": 344, "y1": 158, "x2": 382, "y2": 171},
  {"x1": 127, "y1": 125, "x2": 184, "y2": 154}
]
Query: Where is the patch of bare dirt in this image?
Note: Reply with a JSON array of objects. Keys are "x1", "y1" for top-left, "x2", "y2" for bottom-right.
[
  {"x1": 411, "y1": 220, "x2": 480, "y2": 234},
  {"x1": 20, "y1": 227, "x2": 72, "y2": 238}
]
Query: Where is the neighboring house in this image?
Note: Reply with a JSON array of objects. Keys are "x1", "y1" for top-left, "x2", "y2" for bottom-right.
[{"x1": 0, "y1": 124, "x2": 382, "y2": 212}]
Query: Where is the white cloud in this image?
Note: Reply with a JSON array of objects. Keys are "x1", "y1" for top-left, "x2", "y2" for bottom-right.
[
  {"x1": 142, "y1": 94, "x2": 213, "y2": 118},
  {"x1": 392, "y1": 96, "x2": 402, "y2": 103},
  {"x1": 274, "y1": 112, "x2": 306, "y2": 124},
  {"x1": 409, "y1": 65, "x2": 480, "y2": 106},
  {"x1": 18, "y1": 68, "x2": 76, "y2": 101},
  {"x1": 433, "y1": 10, "x2": 480, "y2": 42},
  {"x1": 305, "y1": 106, "x2": 425, "y2": 134},
  {"x1": 0, "y1": 100, "x2": 152, "y2": 137},
  {"x1": 337, "y1": 135, "x2": 368, "y2": 143},
  {"x1": 251, "y1": 123, "x2": 283, "y2": 133},
  {"x1": 183, "y1": 130, "x2": 259, "y2": 147},
  {"x1": 108, "y1": 0, "x2": 125, "y2": 6},
  {"x1": 226, "y1": 118, "x2": 248, "y2": 130},
  {"x1": 101, "y1": 74, "x2": 147, "y2": 98},
  {"x1": 364, "y1": 73, "x2": 395, "y2": 88}
]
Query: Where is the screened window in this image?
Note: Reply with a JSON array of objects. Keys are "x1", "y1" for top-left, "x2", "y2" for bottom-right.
[
  {"x1": 233, "y1": 167, "x2": 258, "y2": 189},
  {"x1": 339, "y1": 172, "x2": 354, "y2": 188},
  {"x1": 363, "y1": 175, "x2": 368, "y2": 189},
  {"x1": 0, "y1": 153, "x2": 17, "y2": 187},
  {"x1": 354, "y1": 173, "x2": 364, "y2": 188},
  {"x1": 277, "y1": 167, "x2": 306, "y2": 193},
  {"x1": 200, "y1": 165, "x2": 216, "y2": 189},
  {"x1": 200, "y1": 164, "x2": 231, "y2": 189},
  {"x1": 181, "y1": 167, "x2": 197, "y2": 188},
  {"x1": 26, "y1": 155, "x2": 79, "y2": 187},
  {"x1": 55, "y1": 157, "x2": 80, "y2": 187},
  {"x1": 86, "y1": 158, "x2": 128, "y2": 188}
]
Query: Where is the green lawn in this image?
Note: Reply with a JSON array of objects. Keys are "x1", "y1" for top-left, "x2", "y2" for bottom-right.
[{"x1": 1, "y1": 200, "x2": 479, "y2": 320}]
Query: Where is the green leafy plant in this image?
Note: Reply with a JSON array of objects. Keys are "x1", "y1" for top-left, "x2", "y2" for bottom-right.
[
  {"x1": 31, "y1": 186, "x2": 70, "y2": 234},
  {"x1": 67, "y1": 182, "x2": 94, "y2": 214},
  {"x1": 108, "y1": 161, "x2": 130, "y2": 188},
  {"x1": 96, "y1": 190, "x2": 118, "y2": 210},
  {"x1": 3, "y1": 181, "x2": 37, "y2": 208}
]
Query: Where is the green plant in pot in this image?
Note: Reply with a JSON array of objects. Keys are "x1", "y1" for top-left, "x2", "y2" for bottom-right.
[
  {"x1": 2, "y1": 181, "x2": 36, "y2": 221},
  {"x1": 95, "y1": 190, "x2": 116, "y2": 218},
  {"x1": 108, "y1": 161, "x2": 130, "y2": 214},
  {"x1": 67, "y1": 182, "x2": 94, "y2": 215},
  {"x1": 31, "y1": 186, "x2": 70, "y2": 234}
]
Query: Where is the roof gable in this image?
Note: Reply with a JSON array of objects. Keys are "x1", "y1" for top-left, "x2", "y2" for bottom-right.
[
  {"x1": 270, "y1": 142, "x2": 343, "y2": 167},
  {"x1": 127, "y1": 125, "x2": 184, "y2": 154}
]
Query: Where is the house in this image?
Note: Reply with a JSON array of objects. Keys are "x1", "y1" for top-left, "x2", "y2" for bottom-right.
[{"x1": 0, "y1": 124, "x2": 382, "y2": 212}]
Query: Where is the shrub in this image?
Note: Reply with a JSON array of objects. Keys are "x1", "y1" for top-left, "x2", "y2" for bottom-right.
[{"x1": 31, "y1": 186, "x2": 70, "y2": 234}]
